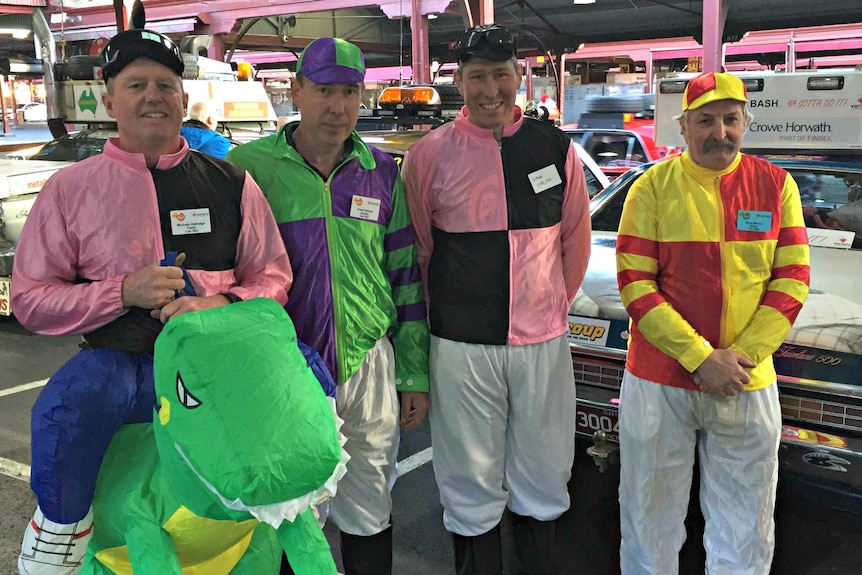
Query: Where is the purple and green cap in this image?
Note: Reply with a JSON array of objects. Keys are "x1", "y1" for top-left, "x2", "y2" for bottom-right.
[{"x1": 297, "y1": 37, "x2": 366, "y2": 84}]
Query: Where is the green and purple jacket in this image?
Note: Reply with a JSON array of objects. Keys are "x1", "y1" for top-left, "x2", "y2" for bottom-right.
[{"x1": 228, "y1": 124, "x2": 429, "y2": 391}]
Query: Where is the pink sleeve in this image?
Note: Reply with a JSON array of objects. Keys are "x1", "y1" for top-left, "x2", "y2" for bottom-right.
[
  {"x1": 401, "y1": 149, "x2": 434, "y2": 298},
  {"x1": 225, "y1": 172, "x2": 293, "y2": 305},
  {"x1": 10, "y1": 180, "x2": 127, "y2": 335},
  {"x1": 561, "y1": 144, "x2": 592, "y2": 304}
]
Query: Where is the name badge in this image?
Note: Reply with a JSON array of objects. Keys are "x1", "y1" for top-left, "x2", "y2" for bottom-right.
[
  {"x1": 528, "y1": 164, "x2": 563, "y2": 194},
  {"x1": 350, "y1": 195, "x2": 381, "y2": 222},
  {"x1": 170, "y1": 208, "x2": 212, "y2": 235},
  {"x1": 736, "y1": 210, "x2": 772, "y2": 232}
]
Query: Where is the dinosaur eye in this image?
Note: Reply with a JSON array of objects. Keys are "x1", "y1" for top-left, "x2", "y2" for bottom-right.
[{"x1": 176, "y1": 372, "x2": 202, "y2": 409}]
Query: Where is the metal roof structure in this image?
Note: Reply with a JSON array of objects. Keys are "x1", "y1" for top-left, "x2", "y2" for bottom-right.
[{"x1": 0, "y1": 1, "x2": 859, "y2": 70}]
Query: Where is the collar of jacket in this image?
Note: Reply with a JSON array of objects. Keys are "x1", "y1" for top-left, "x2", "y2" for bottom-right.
[
  {"x1": 454, "y1": 105, "x2": 525, "y2": 140},
  {"x1": 273, "y1": 121, "x2": 377, "y2": 171},
  {"x1": 104, "y1": 137, "x2": 189, "y2": 171},
  {"x1": 679, "y1": 149, "x2": 743, "y2": 178}
]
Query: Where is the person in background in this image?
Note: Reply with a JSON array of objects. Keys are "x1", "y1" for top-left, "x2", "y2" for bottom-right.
[
  {"x1": 615, "y1": 71, "x2": 810, "y2": 574},
  {"x1": 180, "y1": 100, "x2": 232, "y2": 159},
  {"x1": 402, "y1": 23, "x2": 591, "y2": 575},
  {"x1": 14, "y1": 29, "x2": 292, "y2": 575},
  {"x1": 227, "y1": 37, "x2": 430, "y2": 575}
]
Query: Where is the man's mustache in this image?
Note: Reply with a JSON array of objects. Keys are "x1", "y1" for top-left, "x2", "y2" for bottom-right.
[{"x1": 703, "y1": 138, "x2": 736, "y2": 152}]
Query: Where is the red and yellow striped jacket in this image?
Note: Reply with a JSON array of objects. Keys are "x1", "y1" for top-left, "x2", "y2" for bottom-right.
[{"x1": 616, "y1": 152, "x2": 810, "y2": 391}]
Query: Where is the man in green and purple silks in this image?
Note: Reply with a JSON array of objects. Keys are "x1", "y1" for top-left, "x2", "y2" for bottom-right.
[{"x1": 228, "y1": 38, "x2": 429, "y2": 575}]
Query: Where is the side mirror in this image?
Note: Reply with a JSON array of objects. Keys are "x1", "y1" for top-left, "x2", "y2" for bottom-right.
[{"x1": 180, "y1": 35, "x2": 213, "y2": 58}]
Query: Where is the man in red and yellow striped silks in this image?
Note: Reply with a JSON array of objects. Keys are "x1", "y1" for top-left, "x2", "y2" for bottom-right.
[{"x1": 616, "y1": 72, "x2": 810, "y2": 575}]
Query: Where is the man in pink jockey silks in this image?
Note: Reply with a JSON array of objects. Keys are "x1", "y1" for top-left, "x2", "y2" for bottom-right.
[
  {"x1": 402, "y1": 23, "x2": 592, "y2": 575},
  {"x1": 13, "y1": 29, "x2": 292, "y2": 575}
]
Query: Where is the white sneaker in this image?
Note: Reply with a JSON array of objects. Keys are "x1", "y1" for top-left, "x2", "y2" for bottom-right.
[{"x1": 18, "y1": 506, "x2": 93, "y2": 575}]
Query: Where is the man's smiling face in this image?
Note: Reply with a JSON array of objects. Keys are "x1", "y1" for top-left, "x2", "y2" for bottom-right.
[
  {"x1": 455, "y1": 57, "x2": 521, "y2": 133},
  {"x1": 102, "y1": 57, "x2": 187, "y2": 158}
]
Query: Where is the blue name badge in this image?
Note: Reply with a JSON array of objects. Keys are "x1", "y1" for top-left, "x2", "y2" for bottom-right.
[{"x1": 737, "y1": 210, "x2": 772, "y2": 232}]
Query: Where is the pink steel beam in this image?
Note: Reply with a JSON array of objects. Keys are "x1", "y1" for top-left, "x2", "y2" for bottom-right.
[
  {"x1": 701, "y1": 0, "x2": 728, "y2": 72},
  {"x1": 725, "y1": 53, "x2": 862, "y2": 70},
  {"x1": 0, "y1": 5, "x2": 39, "y2": 13},
  {"x1": 465, "y1": 0, "x2": 493, "y2": 25},
  {"x1": 0, "y1": 0, "x2": 44, "y2": 7},
  {"x1": 572, "y1": 23, "x2": 862, "y2": 63},
  {"x1": 379, "y1": 0, "x2": 450, "y2": 19},
  {"x1": 47, "y1": 0, "x2": 385, "y2": 31},
  {"x1": 411, "y1": 0, "x2": 430, "y2": 84},
  {"x1": 653, "y1": 38, "x2": 862, "y2": 60},
  {"x1": 233, "y1": 50, "x2": 299, "y2": 64}
]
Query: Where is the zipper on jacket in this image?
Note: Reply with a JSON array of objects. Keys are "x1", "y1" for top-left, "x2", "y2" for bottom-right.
[
  {"x1": 284, "y1": 142, "x2": 357, "y2": 383},
  {"x1": 150, "y1": 169, "x2": 170, "y2": 256},
  {"x1": 498, "y1": 137, "x2": 512, "y2": 344},
  {"x1": 321, "y1": 154, "x2": 355, "y2": 383},
  {"x1": 715, "y1": 174, "x2": 731, "y2": 346}
]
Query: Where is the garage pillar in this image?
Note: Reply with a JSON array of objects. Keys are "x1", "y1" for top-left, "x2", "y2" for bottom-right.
[
  {"x1": 467, "y1": 0, "x2": 494, "y2": 25},
  {"x1": 208, "y1": 35, "x2": 227, "y2": 62},
  {"x1": 411, "y1": 0, "x2": 431, "y2": 84},
  {"x1": 701, "y1": 0, "x2": 728, "y2": 72}
]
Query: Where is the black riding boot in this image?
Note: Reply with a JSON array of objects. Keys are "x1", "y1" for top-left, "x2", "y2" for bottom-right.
[
  {"x1": 340, "y1": 525, "x2": 394, "y2": 575},
  {"x1": 452, "y1": 523, "x2": 503, "y2": 575},
  {"x1": 509, "y1": 513, "x2": 559, "y2": 575}
]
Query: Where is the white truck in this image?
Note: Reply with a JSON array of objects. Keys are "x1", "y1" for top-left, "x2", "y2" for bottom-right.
[
  {"x1": 0, "y1": 160, "x2": 74, "y2": 315},
  {"x1": 0, "y1": 10, "x2": 278, "y2": 317},
  {"x1": 568, "y1": 69, "x2": 862, "y2": 513}
]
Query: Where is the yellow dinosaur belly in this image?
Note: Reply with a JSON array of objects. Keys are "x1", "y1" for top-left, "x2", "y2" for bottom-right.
[{"x1": 94, "y1": 506, "x2": 258, "y2": 575}]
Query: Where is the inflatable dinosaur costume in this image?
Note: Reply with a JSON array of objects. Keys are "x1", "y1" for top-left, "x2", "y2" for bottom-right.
[{"x1": 79, "y1": 298, "x2": 349, "y2": 574}]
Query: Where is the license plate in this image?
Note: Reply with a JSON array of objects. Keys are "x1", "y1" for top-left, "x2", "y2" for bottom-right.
[
  {"x1": 576, "y1": 402, "x2": 620, "y2": 443},
  {"x1": 0, "y1": 276, "x2": 10, "y2": 316}
]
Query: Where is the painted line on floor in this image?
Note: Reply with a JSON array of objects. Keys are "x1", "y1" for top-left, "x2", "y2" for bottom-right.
[
  {"x1": 0, "y1": 379, "x2": 48, "y2": 399},
  {"x1": 2, "y1": 443, "x2": 433, "y2": 484},
  {"x1": 0, "y1": 456, "x2": 30, "y2": 482},
  {"x1": 397, "y1": 446, "x2": 433, "y2": 476}
]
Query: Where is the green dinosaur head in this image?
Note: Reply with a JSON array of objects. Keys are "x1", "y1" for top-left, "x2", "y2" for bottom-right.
[{"x1": 153, "y1": 298, "x2": 346, "y2": 526}]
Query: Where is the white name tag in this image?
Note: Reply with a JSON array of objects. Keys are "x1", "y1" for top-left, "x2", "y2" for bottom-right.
[
  {"x1": 349, "y1": 195, "x2": 381, "y2": 221},
  {"x1": 170, "y1": 208, "x2": 212, "y2": 235},
  {"x1": 528, "y1": 164, "x2": 563, "y2": 194}
]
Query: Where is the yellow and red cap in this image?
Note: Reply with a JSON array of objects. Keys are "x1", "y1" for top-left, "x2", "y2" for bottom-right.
[{"x1": 682, "y1": 72, "x2": 747, "y2": 111}]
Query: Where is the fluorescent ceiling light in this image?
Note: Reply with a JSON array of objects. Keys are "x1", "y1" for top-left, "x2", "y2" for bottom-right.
[
  {"x1": 573, "y1": 0, "x2": 596, "y2": 4},
  {"x1": 0, "y1": 28, "x2": 31, "y2": 39}
]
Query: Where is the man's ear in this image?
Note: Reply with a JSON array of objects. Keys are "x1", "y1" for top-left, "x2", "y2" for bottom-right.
[
  {"x1": 290, "y1": 78, "x2": 302, "y2": 107},
  {"x1": 454, "y1": 68, "x2": 465, "y2": 98},
  {"x1": 678, "y1": 119, "x2": 688, "y2": 141},
  {"x1": 101, "y1": 92, "x2": 115, "y2": 119}
]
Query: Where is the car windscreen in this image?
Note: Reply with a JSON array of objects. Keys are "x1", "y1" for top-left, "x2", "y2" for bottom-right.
[
  {"x1": 31, "y1": 135, "x2": 107, "y2": 162},
  {"x1": 590, "y1": 161, "x2": 862, "y2": 245}
]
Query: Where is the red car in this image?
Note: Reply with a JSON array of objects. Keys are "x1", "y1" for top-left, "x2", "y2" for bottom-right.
[
  {"x1": 562, "y1": 93, "x2": 681, "y2": 180},
  {"x1": 563, "y1": 123, "x2": 681, "y2": 180}
]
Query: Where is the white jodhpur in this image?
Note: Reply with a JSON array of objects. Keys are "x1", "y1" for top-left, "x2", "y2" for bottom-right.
[{"x1": 618, "y1": 372, "x2": 782, "y2": 575}]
